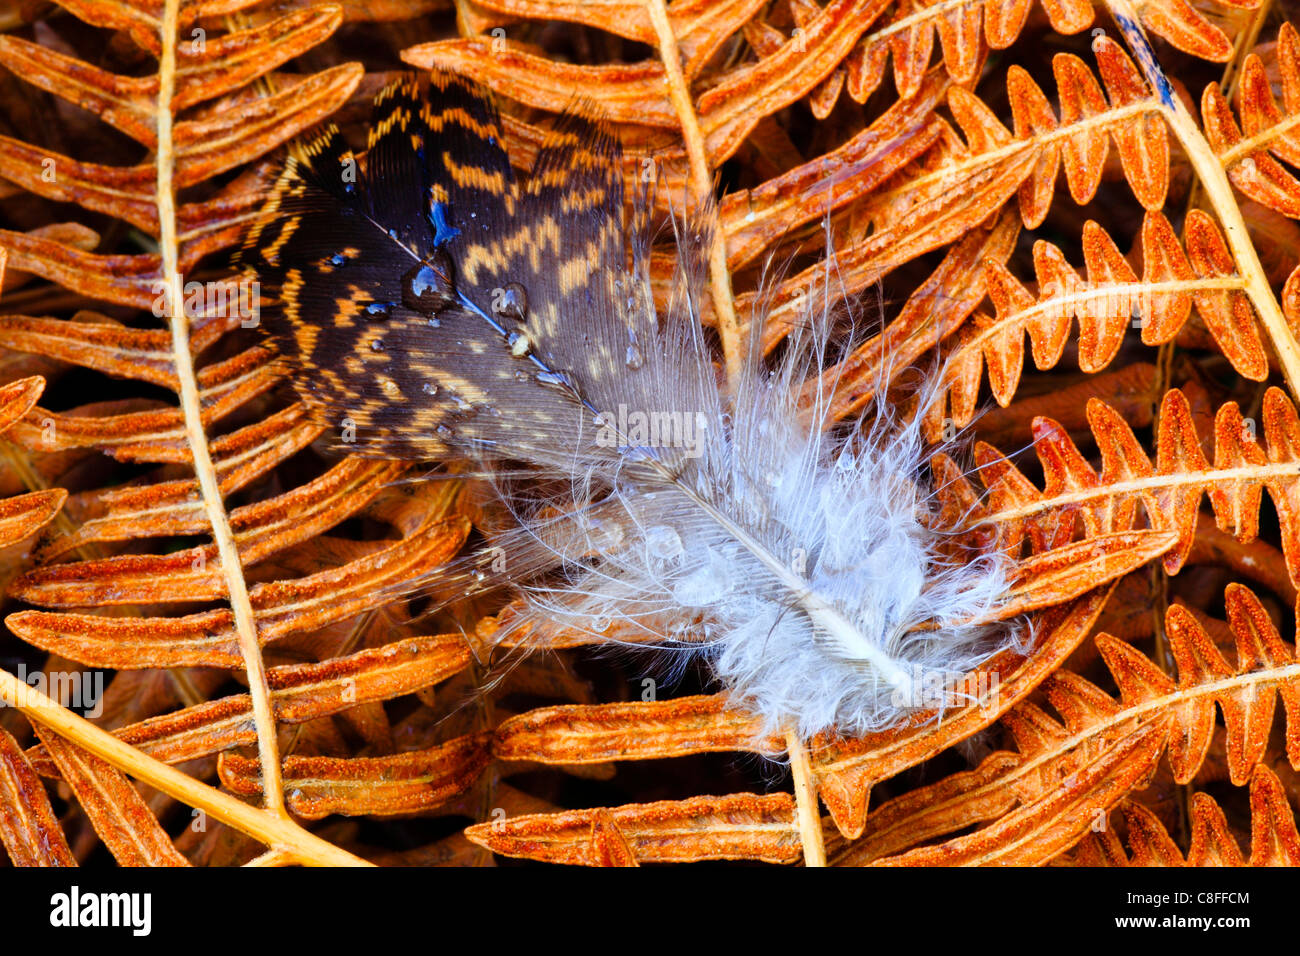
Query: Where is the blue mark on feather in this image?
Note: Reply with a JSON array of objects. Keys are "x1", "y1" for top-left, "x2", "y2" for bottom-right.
[{"x1": 429, "y1": 202, "x2": 461, "y2": 246}]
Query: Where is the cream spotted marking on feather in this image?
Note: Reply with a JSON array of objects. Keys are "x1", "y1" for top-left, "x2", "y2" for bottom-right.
[{"x1": 239, "y1": 71, "x2": 1022, "y2": 738}]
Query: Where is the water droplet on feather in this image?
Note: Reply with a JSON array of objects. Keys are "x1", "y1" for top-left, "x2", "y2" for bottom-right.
[{"x1": 645, "y1": 525, "x2": 683, "y2": 561}]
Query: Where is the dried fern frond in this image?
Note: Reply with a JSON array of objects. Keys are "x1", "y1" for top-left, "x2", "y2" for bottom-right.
[
  {"x1": 1071, "y1": 765, "x2": 1300, "y2": 866},
  {"x1": 1, "y1": 0, "x2": 1300, "y2": 869}
]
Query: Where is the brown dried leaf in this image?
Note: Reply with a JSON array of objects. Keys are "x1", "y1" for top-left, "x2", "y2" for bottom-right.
[
  {"x1": 218, "y1": 731, "x2": 492, "y2": 819},
  {"x1": 465, "y1": 793, "x2": 801, "y2": 865},
  {"x1": 10, "y1": 458, "x2": 406, "y2": 606},
  {"x1": 0, "y1": 727, "x2": 75, "y2": 866},
  {"x1": 32, "y1": 724, "x2": 189, "y2": 866},
  {"x1": 493, "y1": 694, "x2": 780, "y2": 764},
  {"x1": 1072, "y1": 764, "x2": 1300, "y2": 865},
  {"x1": 811, "y1": 587, "x2": 1113, "y2": 838},
  {"x1": 872, "y1": 720, "x2": 1168, "y2": 865},
  {"x1": 0, "y1": 489, "x2": 66, "y2": 549},
  {"x1": 25, "y1": 634, "x2": 474, "y2": 773},
  {"x1": 962, "y1": 388, "x2": 1300, "y2": 586},
  {"x1": 9, "y1": 516, "x2": 470, "y2": 668}
]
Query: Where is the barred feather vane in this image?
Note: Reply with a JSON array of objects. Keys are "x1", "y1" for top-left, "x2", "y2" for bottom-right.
[{"x1": 241, "y1": 72, "x2": 1023, "y2": 738}]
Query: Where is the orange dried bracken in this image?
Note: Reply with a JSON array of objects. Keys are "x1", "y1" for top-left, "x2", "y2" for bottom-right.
[{"x1": 0, "y1": 0, "x2": 1297, "y2": 870}]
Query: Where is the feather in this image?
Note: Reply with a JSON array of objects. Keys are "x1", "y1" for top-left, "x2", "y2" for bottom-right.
[{"x1": 241, "y1": 71, "x2": 1021, "y2": 739}]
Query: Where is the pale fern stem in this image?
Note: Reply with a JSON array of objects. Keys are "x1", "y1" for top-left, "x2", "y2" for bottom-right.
[
  {"x1": 1218, "y1": 117, "x2": 1300, "y2": 168},
  {"x1": 786, "y1": 727, "x2": 828, "y2": 866},
  {"x1": 1219, "y1": 0, "x2": 1275, "y2": 99},
  {"x1": 645, "y1": 0, "x2": 830, "y2": 866},
  {"x1": 644, "y1": 0, "x2": 744, "y2": 384},
  {"x1": 966, "y1": 277, "x2": 1245, "y2": 351},
  {"x1": 870, "y1": 103, "x2": 1152, "y2": 209},
  {"x1": 156, "y1": 0, "x2": 287, "y2": 818},
  {"x1": 1104, "y1": 2, "x2": 1300, "y2": 399},
  {"x1": 244, "y1": 848, "x2": 294, "y2": 867},
  {"x1": 0, "y1": 669, "x2": 368, "y2": 865},
  {"x1": 983, "y1": 462, "x2": 1300, "y2": 526}
]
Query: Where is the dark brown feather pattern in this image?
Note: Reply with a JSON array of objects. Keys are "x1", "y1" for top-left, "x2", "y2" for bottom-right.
[{"x1": 241, "y1": 72, "x2": 632, "y2": 462}]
